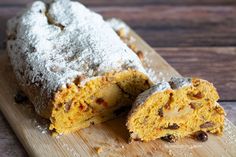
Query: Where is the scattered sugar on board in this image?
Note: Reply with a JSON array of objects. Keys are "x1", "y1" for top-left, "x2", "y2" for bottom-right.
[
  {"x1": 58, "y1": 141, "x2": 80, "y2": 157},
  {"x1": 144, "y1": 57, "x2": 170, "y2": 83},
  {"x1": 222, "y1": 119, "x2": 236, "y2": 147},
  {"x1": 54, "y1": 134, "x2": 81, "y2": 157},
  {"x1": 32, "y1": 117, "x2": 50, "y2": 134}
]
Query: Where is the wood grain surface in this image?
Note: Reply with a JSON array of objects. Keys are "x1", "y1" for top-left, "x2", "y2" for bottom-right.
[
  {"x1": 1, "y1": 6, "x2": 236, "y2": 48},
  {"x1": 1, "y1": 0, "x2": 236, "y2": 6},
  {"x1": 0, "y1": 0, "x2": 235, "y2": 156},
  {"x1": 157, "y1": 47, "x2": 236, "y2": 100},
  {"x1": 0, "y1": 23, "x2": 236, "y2": 156}
]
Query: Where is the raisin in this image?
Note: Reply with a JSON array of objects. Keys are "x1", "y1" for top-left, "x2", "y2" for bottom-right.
[
  {"x1": 161, "y1": 134, "x2": 177, "y2": 143},
  {"x1": 200, "y1": 121, "x2": 215, "y2": 128},
  {"x1": 73, "y1": 75, "x2": 86, "y2": 85},
  {"x1": 158, "y1": 108, "x2": 164, "y2": 117},
  {"x1": 79, "y1": 105, "x2": 84, "y2": 110},
  {"x1": 195, "y1": 131, "x2": 208, "y2": 142},
  {"x1": 96, "y1": 98, "x2": 108, "y2": 108},
  {"x1": 189, "y1": 103, "x2": 196, "y2": 109},
  {"x1": 164, "y1": 93, "x2": 173, "y2": 110},
  {"x1": 55, "y1": 23, "x2": 65, "y2": 30},
  {"x1": 169, "y1": 81, "x2": 176, "y2": 89},
  {"x1": 166, "y1": 123, "x2": 180, "y2": 130},
  {"x1": 133, "y1": 138, "x2": 142, "y2": 142},
  {"x1": 144, "y1": 79, "x2": 149, "y2": 86},
  {"x1": 14, "y1": 91, "x2": 28, "y2": 103},
  {"x1": 96, "y1": 98, "x2": 104, "y2": 104}
]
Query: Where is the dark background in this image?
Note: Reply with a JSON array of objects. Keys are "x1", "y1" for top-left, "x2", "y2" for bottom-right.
[{"x1": 0, "y1": 0, "x2": 235, "y2": 156}]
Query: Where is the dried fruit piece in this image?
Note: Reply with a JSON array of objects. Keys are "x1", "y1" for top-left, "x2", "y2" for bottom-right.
[
  {"x1": 193, "y1": 92, "x2": 204, "y2": 99},
  {"x1": 165, "y1": 123, "x2": 180, "y2": 130},
  {"x1": 96, "y1": 98, "x2": 104, "y2": 104},
  {"x1": 55, "y1": 23, "x2": 65, "y2": 30},
  {"x1": 164, "y1": 93, "x2": 173, "y2": 110},
  {"x1": 161, "y1": 134, "x2": 177, "y2": 143},
  {"x1": 195, "y1": 131, "x2": 208, "y2": 142},
  {"x1": 214, "y1": 106, "x2": 225, "y2": 115},
  {"x1": 189, "y1": 102, "x2": 196, "y2": 109},
  {"x1": 130, "y1": 132, "x2": 142, "y2": 142},
  {"x1": 79, "y1": 103, "x2": 88, "y2": 112},
  {"x1": 96, "y1": 98, "x2": 108, "y2": 107},
  {"x1": 136, "y1": 51, "x2": 144, "y2": 61},
  {"x1": 73, "y1": 75, "x2": 86, "y2": 85},
  {"x1": 14, "y1": 91, "x2": 28, "y2": 103},
  {"x1": 157, "y1": 107, "x2": 164, "y2": 117},
  {"x1": 200, "y1": 121, "x2": 215, "y2": 128}
]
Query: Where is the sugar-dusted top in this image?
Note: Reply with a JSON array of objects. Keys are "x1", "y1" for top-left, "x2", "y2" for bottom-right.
[{"x1": 7, "y1": 0, "x2": 147, "y2": 114}]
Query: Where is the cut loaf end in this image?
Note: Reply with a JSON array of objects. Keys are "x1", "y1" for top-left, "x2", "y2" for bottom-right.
[
  {"x1": 49, "y1": 70, "x2": 151, "y2": 134},
  {"x1": 127, "y1": 77, "x2": 225, "y2": 142}
]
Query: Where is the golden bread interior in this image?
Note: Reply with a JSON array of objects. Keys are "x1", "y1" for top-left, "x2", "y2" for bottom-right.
[{"x1": 49, "y1": 70, "x2": 151, "y2": 134}]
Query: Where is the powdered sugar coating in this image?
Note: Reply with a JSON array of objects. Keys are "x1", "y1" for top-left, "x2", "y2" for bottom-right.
[
  {"x1": 7, "y1": 0, "x2": 147, "y2": 115},
  {"x1": 131, "y1": 77, "x2": 192, "y2": 110},
  {"x1": 132, "y1": 82, "x2": 171, "y2": 109},
  {"x1": 169, "y1": 77, "x2": 192, "y2": 89}
]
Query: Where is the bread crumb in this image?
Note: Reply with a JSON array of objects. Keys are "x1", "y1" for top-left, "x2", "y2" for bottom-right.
[
  {"x1": 168, "y1": 149, "x2": 174, "y2": 156},
  {"x1": 116, "y1": 28, "x2": 126, "y2": 39},
  {"x1": 95, "y1": 147, "x2": 103, "y2": 154}
]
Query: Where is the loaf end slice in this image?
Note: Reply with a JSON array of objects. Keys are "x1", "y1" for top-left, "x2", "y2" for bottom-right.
[{"x1": 127, "y1": 77, "x2": 225, "y2": 142}]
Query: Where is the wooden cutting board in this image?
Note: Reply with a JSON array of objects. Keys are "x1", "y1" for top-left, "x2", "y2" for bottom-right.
[{"x1": 0, "y1": 19, "x2": 236, "y2": 157}]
